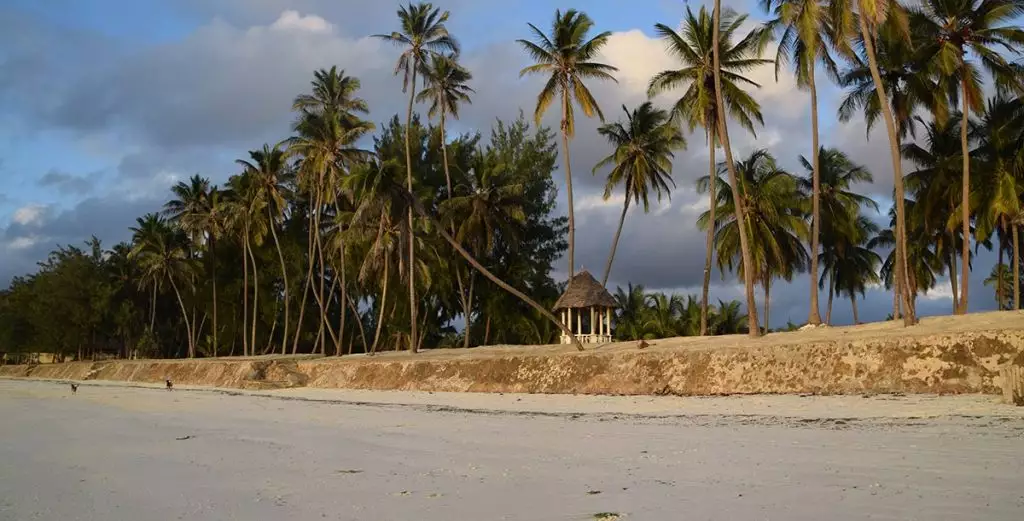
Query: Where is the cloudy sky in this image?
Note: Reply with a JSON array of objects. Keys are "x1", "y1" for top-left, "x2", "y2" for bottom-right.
[{"x1": 0, "y1": 0, "x2": 1003, "y2": 326}]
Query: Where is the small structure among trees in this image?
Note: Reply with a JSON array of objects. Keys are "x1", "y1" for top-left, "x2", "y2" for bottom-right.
[{"x1": 553, "y1": 271, "x2": 617, "y2": 344}]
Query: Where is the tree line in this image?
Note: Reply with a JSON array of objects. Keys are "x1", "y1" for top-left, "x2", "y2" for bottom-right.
[{"x1": 3, "y1": 0, "x2": 1024, "y2": 360}]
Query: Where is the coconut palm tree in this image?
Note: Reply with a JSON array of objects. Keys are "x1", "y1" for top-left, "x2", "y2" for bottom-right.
[
  {"x1": 911, "y1": 0, "x2": 1024, "y2": 314},
  {"x1": 236, "y1": 143, "x2": 293, "y2": 353},
  {"x1": 375, "y1": 3, "x2": 459, "y2": 353},
  {"x1": 798, "y1": 147, "x2": 877, "y2": 244},
  {"x1": 820, "y1": 215, "x2": 881, "y2": 324},
  {"x1": 518, "y1": 8, "x2": 618, "y2": 279},
  {"x1": 712, "y1": 299, "x2": 749, "y2": 334},
  {"x1": 613, "y1": 283, "x2": 648, "y2": 340},
  {"x1": 417, "y1": 54, "x2": 474, "y2": 197},
  {"x1": 130, "y1": 213, "x2": 168, "y2": 334},
  {"x1": 985, "y1": 263, "x2": 1014, "y2": 309},
  {"x1": 699, "y1": 149, "x2": 809, "y2": 333},
  {"x1": 225, "y1": 171, "x2": 268, "y2": 357},
  {"x1": 762, "y1": 0, "x2": 842, "y2": 325},
  {"x1": 830, "y1": 0, "x2": 917, "y2": 326},
  {"x1": 289, "y1": 68, "x2": 374, "y2": 354},
  {"x1": 648, "y1": 5, "x2": 770, "y2": 335},
  {"x1": 710, "y1": 0, "x2": 765, "y2": 336},
  {"x1": 869, "y1": 202, "x2": 944, "y2": 304},
  {"x1": 593, "y1": 102, "x2": 686, "y2": 286},
  {"x1": 129, "y1": 220, "x2": 198, "y2": 357},
  {"x1": 163, "y1": 175, "x2": 216, "y2": 353}
]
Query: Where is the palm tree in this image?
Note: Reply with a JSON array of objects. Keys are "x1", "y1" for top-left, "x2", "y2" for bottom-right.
[
  {"x1": 700, "y1": 149, "x2": 809, "y2": 333},
  {"x1": 417, "y1": 54, "x2": 474, "y2": 197},
  {"x1": 648, "y1": 5, "x2": 770, "y2": 336},
  {"x1": 762, "y1": 0, "x2": 841, "y2": 325},
  {"x1": 289, "y1": 67, "x2": 374, "y2": 354},
  {"x1": 440, "y1": 149, "x2": 529, "y2": 346},
  {"x1": 712, "y1": 299, "x2": 749, "y2": 334},
  {"x1": 911, "y1": 0, "x2": 1024, "y2": 314},
  {"x1": 225, "y1": 171, "x2": 268, "y2": 357},
  {"x1": 984, "y1": 263, "x2": 1014, "y2": 309},
  {"x1": 820, "y1": 215, "x2": 881, "y2": 324},
  {"x1": 518, "y1": 8, "x2": 618, "y2": 278},
  {"x1": 375, "y1": 3, "x2": 459, "y2": 353},
  {"x1": 236, "y1": 143, "x2": 293, "y2": 353},
  {"x1": 163, "y1": 174, "x2": 212, "y2": 352},
  {"x1": 613, "y1": 283, "x2": 648, "y2": 340},
  {"x1": 711, "y1": 0, "x2": 765, "y2": 337},
  {"x1": 830, "y1": 0, "x2": 917, "y2": 326},
  {"x1": 593, "y1": 102, "x2": 685, "y2": 286},
  {"x1": 130, "y1": 213, "x2": 168, "y2": 333},
  {"x1": 129, "y1": 220, "x2": 198, "y2": 357},
  {"x1": 798, "y1": 147, "x2": 878, "y2": 245}
]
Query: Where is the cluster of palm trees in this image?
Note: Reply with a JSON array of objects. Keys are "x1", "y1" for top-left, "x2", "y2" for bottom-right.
[
  {"x1": 519, "y1": 0, "x2": 1023, "y2": 337},
  {"x1": 613, "y1": 284, "x2": 752, "y2": 339}
]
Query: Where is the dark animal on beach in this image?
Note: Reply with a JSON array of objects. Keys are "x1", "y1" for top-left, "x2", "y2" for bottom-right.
[
  {"x1": 637, "y1": 340, "x2": 649, "y2": 350},
  {"x1": 166, "y1": 379, "x2": 173, "y2": 391},
  {"x1": 70, "y1": 383, "x2": 78, "y2": 394}
]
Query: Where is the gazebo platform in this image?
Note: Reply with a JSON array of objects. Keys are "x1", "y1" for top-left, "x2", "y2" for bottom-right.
[{"x1": 552, "y1": 270, "x2": 617, "y2": 344}]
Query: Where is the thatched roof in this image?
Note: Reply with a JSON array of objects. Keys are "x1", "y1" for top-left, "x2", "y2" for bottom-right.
[{"x1": 552, "y1": 270, "x2": 617, "y2": 310}]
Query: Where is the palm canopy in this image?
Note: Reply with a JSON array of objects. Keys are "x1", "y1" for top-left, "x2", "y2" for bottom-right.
[
  {"x1": 761, "y1": 0, "x2": 841, "y2": 85},
  {"x1": 164, "y1": 175, "x2": 213, "y2": 245},
  {"x1": 698, "y1": 149, "x2": 810, "y2": 283},
  {"x1": 593, "y1": 102, "x2": 686, "y2": 212},
  {"x1": 972, "y1": 96, "x2": 1024, "y2": 243},
  {"x1": 374, "y1": 2, "x2": 459, "y2": 93},
  {"x1": 439, "y1": 151, "x2": 528, "y2": 259},
  {"x1": 902, "y1": 113, "x2": 965, "y2": 232},
  {"x1": 797, "y1": 147, "x2": 877, "y2": 240},
  {"x1": 820, "y1": 214, "x2": 882, "y2": 298},
  {"x1": 416, "y1": 54, "x2": 474, "y2": 121},
  {"x1": 837, "y1": 18, "x2": 947, "y2": 139},
  {"x1": 517, "y1": 9, "x2": 618, "y2": 135},
  {"x1": 235, "y1": 143, "x2": 293, "y2": 220},
  {"x1": 647, "y1": 5, "x2": 771, "y2": 135},
  {"x1": 291, "y1": 67, "x2": 370, "y2": 123},
  {"x1": 910, "y1": 0, "x2": 1024, "y2": 110}
]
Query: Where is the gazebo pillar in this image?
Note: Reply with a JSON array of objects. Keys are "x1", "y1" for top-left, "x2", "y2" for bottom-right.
[
  {"x1": 590, "y1": 307, "x2": 595, "y2": 338},
  {"x1": 576, "y1": 308, "x2": 582, "y2": 339}
]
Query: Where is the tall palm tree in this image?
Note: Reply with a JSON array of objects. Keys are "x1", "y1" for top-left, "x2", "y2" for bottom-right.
[
  {"x1": 225, "y1": 171, "x2": 268, "y2": 357},
  {"x1": 648, "y1": 5, "x2": 770, "y2": 335},
  {"x1": 518, "y1": 8, "x2": 618, "y2": 278},
  {"x1": 820, "y1": 215, "x2": 881, "y2": 324},
  {"x1": 593, "y1": 102, "x2": 685, "y2": 286},
  {"x1": 164, "y1": 174, "x2": 213, "y2": 353},
  {"x1": 375, "y1": 3, "x2": 459, "y2": 353},
  {"x1": 130, "y1": 213, "x2": 168, "y2": 334},
  {"x1": 911, "y1": 0, "x2": 1024, "y2": 314},
  {"x1": 236, "y1": 143, "x2": 293, "y2": 354},
  {"x1": 762, "y1": 0, "x2": 841, "y2": 325},
  {"x1": 798, "y1": 147, "x2": 878, "y2": 244},
  {"x1": 289, "y1": 67, "x2": 374, "y2": 354},
  {"x1": 830, "y1": 0, "x2": 917, "y2": 326},
  {"x1": 711, "y1": 0, "x2": 765, "y2": 336},
  {"x1": 417, "y1": 54, "x2": 474, "y2": 197},
  {"x1": 984, "y1": 263, "x2": 1014, "y2": 309},
  {"x1": 700, "y1": 149, "x2": 809, "y2": 333}
]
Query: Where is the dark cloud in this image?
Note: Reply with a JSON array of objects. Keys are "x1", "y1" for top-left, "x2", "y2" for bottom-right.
[{"x1": 37, "y1": 169, "x2": 97, "y2": 196}]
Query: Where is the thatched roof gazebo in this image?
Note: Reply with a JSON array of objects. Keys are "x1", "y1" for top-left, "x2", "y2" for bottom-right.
[{"x1": 553, "y1": 270, "x2": 617, "y2": 344}]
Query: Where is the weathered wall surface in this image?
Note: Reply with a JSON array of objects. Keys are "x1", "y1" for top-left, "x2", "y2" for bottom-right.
[{"x1": 3, "y1": 317, "x2": 1023, "y2": 396}]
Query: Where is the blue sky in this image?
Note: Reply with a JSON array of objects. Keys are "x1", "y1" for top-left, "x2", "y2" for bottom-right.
[{"x1": 0, "y1": 0, "x2": 1003, "y2": 326}]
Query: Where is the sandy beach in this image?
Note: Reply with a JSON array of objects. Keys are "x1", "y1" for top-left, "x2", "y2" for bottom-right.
[{"x1": 1, "y1": 379, "x2": 1022, "y2": 520}]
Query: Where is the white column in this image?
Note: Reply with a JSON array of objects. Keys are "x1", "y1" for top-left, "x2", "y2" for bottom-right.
[
  {"x1": 606, "y1": 308, "x2": 612, "y2": 339},
  {"x1": 576, "y1": 308, "x2": 582, "y2": 338},
  {"x1": 590, "y1": 307, "x2": 596, "y2": 336}
]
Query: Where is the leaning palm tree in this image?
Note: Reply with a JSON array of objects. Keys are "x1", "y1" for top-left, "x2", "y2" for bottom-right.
[
  {"x1": 130, "y1": 213, "x2": 169, "y2": 333},
  {"x1": 911, "y1": 0, "x2": 1024, "y2": 314},
  {"x1": 710, "y1": 0, "x2": 766, "y2": 336},
  {"x1": 762, "y1": 0, "x2": 841, "y2": 325},
  {"x1": 830, "y1": 0, "x2": 917, "y2": 325},
  {"x1": 518, "y1": 8, "x2": 618, "y2": 278},
  {"x1": 375, "y1": 2, "x2": 459, "y2": 353},
  {"x1": 163, "y1": 174, "x2": 214, "y2": 353},
  {"x1": 236, "y1": 143, "x2": 293, "y2": 353},
  {"x1": 593, "y1": 102, "x2": 685, "y2": 286},
  {"x1": 225, "y1": 171, "x2": 268, "y2": 357},
  {"x1": 647, "y1": 5, "x2": 770, "y2": 335}
]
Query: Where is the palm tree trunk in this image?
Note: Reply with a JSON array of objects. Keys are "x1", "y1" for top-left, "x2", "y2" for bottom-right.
[
  {"x1": 211, "y1": 238, "x2": 218, "y2": 357},
  {"x1": 561, "y1": 91, "x2": 576, "y2": 278},
  {"x1": 712, "y1": 0, "x2": 760, "y2": 337},
  {"x1": 150, "y1": 284, "x2": 157, "y2": 332},
  {"x1": 371, "y1": 256, "x2": 389, "y2": 355},
  {"x1": 700, "y1": 128, "x2": 716, "y2": 336},
  {"x1": 292, "y1": 202, "x2": 317, "y2": 354},
  {"x1": 958, "y1": 72, "x2": 971, "y2": 315},
  {"x1": 406, "y1": 192, "x2": 586, "y2": 351},
  {"x1": 241, "y1": 229, "x2": 249, "y2": 357},
  {"x1": 337, "y1": 247, "x2": 347, "y2": 356},
  {"x1": 246, "y1": 232, "x2": 259, "y2": 357},
  {"x1": 267, "y1": 207, "x2": 289, "y2": 355},
  {"x1": 168, "y1": 277, "x2": 194, "y2": 358},
  {"x1": 462, "y1": 273, "x2": 475, "y2": 349},
  {"x1": 997, "y1": 237, "x2": 1005, "y2": 310},
  {"x1": 312, "y1": 228, "x2": 339, "y2": 354},
  {"x1": 948, "y1": 237, "x2": 959, "y2": 312},
  {"x1": 601, "y1": 193, "x2": 630, "y2": 287},
  {"x1": 406, "y1": 59, "x2": 419, "y2": 354},
  {"x1": 851, "y1": 295, "x2": 860, "y2": 324},
  {"x1": 807, "y1": 65, "x2": 823, "y2": 325},
  {"x1": 484, "y1": 315, "x2": 491, "y2": 346},
  {"x1": 347, "y1": 294, "x2": 368, "y2": 354},
  {"x1": 826, "y1": 276, "x2": 834, "y2": 325},
  {"x1": 858, "y1": 8, "x2": 915, "y2": 326},
  {"x1": 1014, "y1": 224, "x2": 1020, "y2": 310},
  {"x1": 763, "y1": 274, "x2": 771, "y2": 335}
]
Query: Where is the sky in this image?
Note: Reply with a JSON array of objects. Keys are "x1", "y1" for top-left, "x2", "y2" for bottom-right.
[{"x1": 0, "y1": 0, "x2": 1004, "y2": 327}]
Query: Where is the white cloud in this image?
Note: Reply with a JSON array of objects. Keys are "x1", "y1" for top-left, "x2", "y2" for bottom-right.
[
  {"x1": 8, "y1": 236, "x2": 41, "y2": 251},
  {"x1": 269, "y1": 10, "x2": 332, "y2": 33},
  {"x1": 12, "y1": 204, "x2": 47, "y2": 226}
]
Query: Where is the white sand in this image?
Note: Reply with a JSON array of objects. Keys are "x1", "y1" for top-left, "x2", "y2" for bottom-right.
[{"x1": 1, "y1": 379, "x2": 1022, "y2": 520}]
